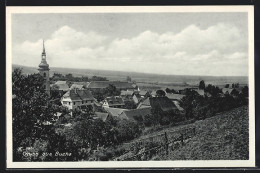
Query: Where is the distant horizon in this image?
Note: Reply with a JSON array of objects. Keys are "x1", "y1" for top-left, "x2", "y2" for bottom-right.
[{"x1": 12, "y1": 63, "x2": 249, "y2": 78}]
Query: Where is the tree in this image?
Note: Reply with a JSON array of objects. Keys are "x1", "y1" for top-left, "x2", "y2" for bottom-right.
[
  {"x1": 165, "y1": 88, "x2": 171, "y2": 93},
  {"x1": 105, "y1": 84, "x2": 120, "y2": 97},
  {"x1": 225, "y1": 84, "x2": 230, "y2": 88},
  {"x1": 242, "y1": 86, "x2": 249, "y2": 97},
  {"x1": 199, "y1": 80, "x2": 205, "y2": 90},
  {"x1": 156, "y1": 90, "x2": 166, "y2": 97},
  {"x1": 126, "y1": 76, "x2": 131, "y2": 82},
  {"x1": 12, "y1": 68, "x2": 57, "y2": 161}
]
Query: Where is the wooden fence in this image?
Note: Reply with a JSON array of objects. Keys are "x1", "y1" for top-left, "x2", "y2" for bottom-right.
[{"x1": 115, "y1": 127, "x2": 196, "y2": 161}]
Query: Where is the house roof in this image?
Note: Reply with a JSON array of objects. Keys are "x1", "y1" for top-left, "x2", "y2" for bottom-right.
[
  {"x1": 70, "y1": 84, "x2": 84, "y2": 90},
  {"x1": 121, "y1": 90, "x2": 134, "y2": 96},
  {"x1": 94, "y1": 112, "x2": 109, "y2": 122},
  {"x1": 55, "y1": 81, "x2": 67, "y2": 85},
  {"x1": 87, "y1": 81, "x2": 136, "y2": 90},
  {"x1": 150, "y1": 90, "x2": 157, "y2": 96},
  {"x1": 119, "y1": 107, "x2": 152, "y2": 120},
  {"x1": 166, "y1": 93, "x2": 185, "y2": 101},
  {"x1": 73, "y1": 82, "x2": 90, "y2": 88},
  {"x1": 222, "y1": 88, "x2": 234, "y2": 94},
  {"x1": 172, "y1": 101, "x2": 184, "y2": 111},
  {"x1": 139, "y1": 90, "x2": 148, "y2": 96},
  {"x1": 137, "y1": 97, "x2": 151, "y2": 109},
  {"x1": 56, "y1": 83, "x2": 70, "y2": 91},
  {"x1": 63, "y1": 89, "x2": 94, "y2": 101},
  {"x1": 103, "y1": 107, "x2": 128, "y2": 117},
  {"x1": 195, "y1": 89, "x2": 205, "y2": 96},
  {"x1": 150, "y1": 97, "x2": 178, "y2": 112},
  {"x1": 105, "y1": 96, "x2": 125, "y2": 106}
]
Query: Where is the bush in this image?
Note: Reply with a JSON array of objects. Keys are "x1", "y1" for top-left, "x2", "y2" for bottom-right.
[{"x1": 116, "y1": 119, "x2": 142, "y2": 143}]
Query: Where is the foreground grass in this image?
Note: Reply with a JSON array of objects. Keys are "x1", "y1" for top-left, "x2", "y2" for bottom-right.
[
  {"x1": 166, "y1": 105, "x2": 249, "y2": 160},
  {"x1": 115, "y1": 105, "x2": 249, "y2": 161}
]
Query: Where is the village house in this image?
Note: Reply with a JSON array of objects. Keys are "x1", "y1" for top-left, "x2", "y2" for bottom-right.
[
  {"x1": 52, "y1": 80, "x2": 70, "y2": 92},
  {"x1": 118, "y1": 107, "x2": 152, "y2": 121},
  {"x1": 102, "y1": 96, "x2": 125, "y2": 108},
  {"x1": 93, "y1": 112, "x2": 110, "y2": 122},
  {"x1": 103, "y1": 107, "x2": 128, "y2": 118},
  {"x1": 70, "y1": 83, "x2": 84, "y2": 90},
  {"x1": 139, "y1": 90, "x2": 150, "y2": 98},
  {"x1": 165, "y1": 93, "x2": 185, "y2": 102},
  {"x1": 61, "y1": 89, "x2": 95, "y2": 110},
  {"x1": 133, "y1": 94, "x2": 142, "y2": 104},
  {"x1": 136, "y1": 96, "x2": 186, "y2": 115},
  {"x1": 120, "y1": 90, "x2": 135, "y2": 102}
]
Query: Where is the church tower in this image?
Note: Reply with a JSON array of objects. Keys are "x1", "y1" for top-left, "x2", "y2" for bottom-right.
[{"x1": 38, "y1": 40, "x2": 50, "y2": 96}]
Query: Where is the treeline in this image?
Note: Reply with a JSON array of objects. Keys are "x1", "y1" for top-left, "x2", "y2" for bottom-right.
[
  {"x1": 180, "y1": 83, "x2": 248, "y2": 120},
  {"x1": 51, "y1": 73, "x2": 108, "y2": 82}
]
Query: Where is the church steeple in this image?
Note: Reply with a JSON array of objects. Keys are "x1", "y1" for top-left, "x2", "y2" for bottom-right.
[
  {"x1": 39, "y1": 39, "x2": 49, "y2": 70},
  {"x1": 42, "y1": 40, "x2": 46, "y2": 56},
  {"x1": 38, "y1": 39, "x2": 50, "y2": 96}
]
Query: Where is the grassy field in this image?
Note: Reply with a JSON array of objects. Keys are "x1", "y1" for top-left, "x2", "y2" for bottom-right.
[
  {"x1": 167, "y1": 105, "x2": 249, "y2": 160},
  {"x1": 117, "y1": 105, "x2": 249, "y2": 160}
]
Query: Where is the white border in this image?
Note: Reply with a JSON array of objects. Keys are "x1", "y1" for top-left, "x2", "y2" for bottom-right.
[{"x1": 6, "y1": 6, "x2": 255, "y2": 168}]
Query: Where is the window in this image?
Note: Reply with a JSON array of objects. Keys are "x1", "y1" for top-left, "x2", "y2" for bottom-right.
[
  {"x1": 74, "y1": 102, "x2": 75, "y2": 105},
  {"x1": 82, "y1": 101, "x2": 84, "y2": 104},
  {"x1": 43, "y1": 72, "x2": 46, "y2": 77},
  {"x1": 69, "y1": 102, "x2": 71, "y2": 105}
]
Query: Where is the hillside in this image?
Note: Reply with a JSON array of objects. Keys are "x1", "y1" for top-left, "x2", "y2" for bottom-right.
[
  {"x1": 12, "y1": 64, "x2": 248, "y2": 86},
  {"x1": 116, "y1": 105, "x2": 249, "y2": 160}
]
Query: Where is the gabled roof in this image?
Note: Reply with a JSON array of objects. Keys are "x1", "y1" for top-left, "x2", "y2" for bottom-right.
[
  {"x1": 105, "y1": 96, "x2": 125, "y2": 106},
  {"x1": 150, "y1": 90, "x2": 157, "y2": 96},
  {"x1": 137, "y1": 97, "x2": 151, "y2": 109},
  {"x1": 150, "y1": 97, "x2": 178, "y2": 112},
  {"x1": 70, "y1": 84, "x2": 84, "y2": 90},
  {"x1": 103, "y1": 107, "x2": 128, "y2": 117},
  {"x1": 172, "y1": 101, "x2": 184, "y2": 111},
  {"x1": 222, "y1": 88, "x2": 234, "y2": 94},
  {"x1": 87, "y1": 81, "x2": 136, "y2": 89},
  {"x1": 119, "y1": 107, "x2": 152, "y2": 120},
  {"x1": 166, "y1": 93, "x2": 185, "y2": 101},
  {"x1": 194, "y1": 89, "x2": 205, "y2": 96},
  {"x1": 55, "y1": 81, "x2": 67, "y2": 85},
  {"x1": 58, "y1": 84, "x2": 70, "y2": 91},
  {"x1": 73, "y1": 82, "x2": 90, "y2": 88},
  {"x1": 63, "y1": 89, "x2": 94, "y2": 101},
  {"x1": 94, "y1": 112, "x2": 109, "y2": 122},
  {"x1": 121, "y1": 90, "x2": 134, "y2": 96},
  {"x1": 139, "y1": 90, "x2": 148, "y2": 96}
]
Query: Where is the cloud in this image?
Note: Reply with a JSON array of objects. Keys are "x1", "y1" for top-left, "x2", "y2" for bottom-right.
[{"x1": 13, "y1": 23, "x2": 248, "y2": 76}]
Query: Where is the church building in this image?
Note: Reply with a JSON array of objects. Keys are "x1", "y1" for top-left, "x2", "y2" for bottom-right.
[{"x1": 38, "y1": 40, "x2": 50, "y2": 96}]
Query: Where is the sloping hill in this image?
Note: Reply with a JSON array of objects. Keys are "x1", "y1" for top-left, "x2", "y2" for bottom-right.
[
  {"x1": 117, "y1": 106, "x2": 249, "y2": 160},
  {"x1": 167, "y1": 105, "x2": 249, "y2": 160}
]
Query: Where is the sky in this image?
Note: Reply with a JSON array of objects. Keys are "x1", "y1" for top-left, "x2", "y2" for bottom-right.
[{"x1": 11, "y1": 13, "x2": 249, "y2": 76}]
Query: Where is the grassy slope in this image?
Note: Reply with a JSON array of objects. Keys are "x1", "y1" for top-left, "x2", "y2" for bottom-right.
[
  {"x1": 166, "y1": 105, "x2": 249, "y2": 160},
  {"x1": 120, "y1": 105, "x2": 249, "y2": 160}
]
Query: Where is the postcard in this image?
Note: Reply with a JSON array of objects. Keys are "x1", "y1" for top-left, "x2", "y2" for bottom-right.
[{"x1": 6, "y1": 6, "x2": 255, "y2": 168}]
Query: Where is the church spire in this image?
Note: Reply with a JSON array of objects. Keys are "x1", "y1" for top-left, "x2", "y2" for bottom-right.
[{"x1": 42, "y1": 39, "x2": 46, "y2": 56}]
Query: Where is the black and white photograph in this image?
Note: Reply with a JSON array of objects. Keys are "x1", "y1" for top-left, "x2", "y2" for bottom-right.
[{"x1": 6, "y1": 6, "x2": 255, "y2": 168}]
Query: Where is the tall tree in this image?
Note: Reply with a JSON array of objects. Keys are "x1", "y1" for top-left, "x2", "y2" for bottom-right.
[
  {"x1": 12, "y1": 68, "x2": 57, "y2": 160},
  {"x1": 199, "y1": 80, "x2": 205, "y2": 90}
]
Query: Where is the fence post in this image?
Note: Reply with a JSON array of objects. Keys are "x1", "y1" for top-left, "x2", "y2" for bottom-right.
[
  {"x1": 180, "y1": 134, "x2": 184, "y2": 146},
  {"x1": 164, "y1": 132, "x2": 169, "y2": 156}
]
